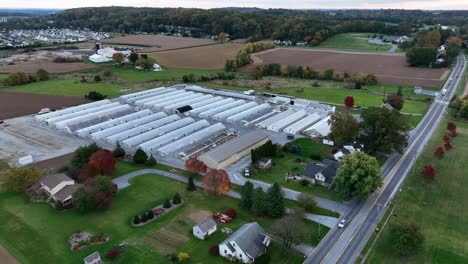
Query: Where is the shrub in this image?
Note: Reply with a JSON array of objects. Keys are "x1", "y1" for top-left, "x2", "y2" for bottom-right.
[
  {"x1": 133, "y1": 215, "x2": 141, "y2": 225},
  {"x1": 447, "y1": 121, "x2": 457, "y2": 131},
  {"x1": 300, "y1": 179, "x2": 309, "y2": 186},
  {"x1": 177, "y1": 252, "x2": 190, "y2": 262},
  {"x1": 146, "y1": 210, "x2": 154, "y2": 220},
  {"x1": 433, "y1": 146, "x2": 445, "y2": 158},
  {"x1": 55, "y1": 201, "x2": 64, "y2": 211},
  {"x1": 309, "y1": 152, "x2": 321, "y2": 160},
  {"x1": 225, "y1": 208, "x2": 237, "y2": 218},
  {"x1": 163, "y1": 199, "x2": 172, "y2": 209},
  {"x1": 172, "y1": 193, "x2": 182, "y2": 204},
  {"x1": 103, "y1": 68, "x2": 112, "y2": 78},
  {"x1": 140, "y1": 213, "x2": 148, "y2": 222},
  {"x1": 6, "y1": 72, "x2": 31, "y2": 86},
  {"x1": 298, "y1": 193, "x2": 317, "y2": 212},
  {"x1": 112, "y1": 143, "x2": 125, "y2": 158},
  {"x1": 186, "y1": 176, "x2": 196, "y2": 191},
  {"x1": 295, "y1": 157, "x2": 302, "y2": 163},
  {"x1": 209, "y1": 245, "x2": 219, "y2": 255},
  {"x1": 85, "y1": 91, "x2": 107, "y2": 101},
  {"x1": 133, "y1": 148, "x2": 148, "y2": 164},
  {"x1": 107, "y1": 247, "x2": 120, "y2": 260},
  {"x1": 146, "y1": 155, "x2": 157, "y2": 166},
  {"x1": 166, "y1": 253, "x2": 178, "y2": 262},
  {"x1": 94, "y1": 75, "x2": 102, "y2": 82},
  {"x1": 36, "y1": 68, "x2": 49, "y2": 81}
]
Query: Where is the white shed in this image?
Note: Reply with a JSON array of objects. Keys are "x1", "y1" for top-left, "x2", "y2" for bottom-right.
[{"x1": 193, "y1": 217, "x2": 217, "y2": 240}]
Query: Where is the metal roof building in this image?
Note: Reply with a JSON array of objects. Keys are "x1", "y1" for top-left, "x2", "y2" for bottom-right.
[
  {"x1": 256, "y1": 109, "x2": 296, "y2": 129},
  {"x1": 142, "y1": 91, "x2": 193, "y2": 108},
  {"x1": 212, "y1": 102, "x2": 258, "y2": 121},
  {"x1": 283, "y1": 113, "x2": 321, "y2": 135},
  {"x1": 188, "y1": 96, "x2": 223, "y2": 109},
  {"x1": 303, "y1": 115, "x2": 332, "y2": 138},
  {"x1": 151, "y1": 92, "x2": 198, "y2": 109},
  {"x1": 198, "y1": 100, "x2": 245, "y2": 118},
  {"x1": 190, "y1": 98, "x2": 234, "y2": 115},
  {"x1": 266, "y1": 110, "x2": 307, "y2": 132},
  {"x1": 120, "y1": 87, "x2": 168, "y2": 100},
  {"x1": 134, "y1": 90, "x2": 185, "y2": 106},
  {"x1": 90, "y1": 113, "x2": 165, "y2": 140},
  {"x1": 121, "y1": 117, "x2": 193, "y2": 148},
  {"x1": 124, "y1": 87, "x2": 176, "y2": 103},
  {"x1": 104, "y1": 112, "x2": 170, "y2": 144},
  {"x1": 199, "y1": 130, "x2": 269, "y2": 169},
  {"x1": 67, "y1": 108, "x2": 136, "y2": 134},
  {"x1": 226, "y1": 103, "x2": 271, "y2": 123},
  {"x1": 35, "y1": 99, "x2": 111, "y2": 122},
  {"x1": 139, "y1": 120, "x2": 210, "y2": 153},
  {"x1": 164, "y1": 94, "x2": 213, "y2": 111},
  {"x1": 156, "y1": 123, "x2": 226, "y2": 157},
  {"x1": 45, "y1": 102, "x2": 121, "y2": 125},
  {"x1": 75, "y1": 110, "x2": 152, "y2": 137},
  {"x1": 184, "y1": 85, "x2": 256, "y2": 101}
]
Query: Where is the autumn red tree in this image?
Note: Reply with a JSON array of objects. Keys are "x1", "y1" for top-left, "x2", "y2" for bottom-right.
[
  {"x1": 447, "y1": 122, "x2": 457, "y2": 131},
  {"x1": 304, "y1": 35, "x2": 313, "y2": 43},
  {"x1": 185, "y1": 158, "x2": 207, "y2": 175},
  {"x1": 443, "y1": 132, "x2": 451, "y2": 142},
  {"x1": 203, "y1": 169, "x2": 231, "y2": 196},
  {"x1": 433, "y1": 146, "x2": 445, "y2": 158},
  {"x1": 217, "y1": 32, "x2": 227, "y2": 42},
  {"x1": 89, "y1": 149, "x2": 116, "y2": 176},
  {"x1": 225, "y1": 208, "x2": 237, "y2": 218},
  {"x1": 444, "y1": 139, "x2": 452, "y2": 150},
  {"x1": 78, "y1": 163, "x2": 100, "y2": 182},
  {"x1": 421, "y1": 164, "x2": 435, "y2": 182},
  {"x1": 344, "y1": 96, "x2": 355, "y2": 109}
]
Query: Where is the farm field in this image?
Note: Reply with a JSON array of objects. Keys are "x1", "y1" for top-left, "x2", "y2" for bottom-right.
[
  {"x1": 253, "y1": 48, "x2": 448, "y2": 87},
  {"x1": 109, "y1": 67, "x2": 222, "y2": 83},
  {"x1": 149, "y1": 43, "x2": 243, "y2": 70},
  {"x1": 0, "y1": 60, "x2": 96, "y2": 74},
  {"x1": 0, "y1": 91, "x2": 89, "y2": 120},
  {"x1": 103, "y1": 35, "x2": 216, "y2": 51},
  {"x1": 0, "y1": 173, "x2": 315, "y2": 264},
  {"x1": 365, "y1": 120, "x2": 468, "y2": 264},
  {"x1": 314, "y1": 33, "x2": 393, "y2": 52}
]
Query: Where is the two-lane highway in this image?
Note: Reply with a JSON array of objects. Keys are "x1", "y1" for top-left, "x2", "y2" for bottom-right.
[{"x1": 304, "y1": 53, "x2": 466, "y2": 264}]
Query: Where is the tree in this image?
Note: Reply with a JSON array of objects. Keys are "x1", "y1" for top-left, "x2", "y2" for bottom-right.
[
  {"x1": 112, "y1": 143, "x2": 126, "y2": 158},
  {"x1": 186, "y1": 176, "x2": 196, "y2": 191},
  {"x1": 146, "y1": 155, "x2": 157, "y2": 166},
  {"x1": 85, "y1": 91, "x2": 107, "y2": 101},
  {"x1": 36, "y1": 68, "x2": 49, "y2": 81},
  {"x1": 94, "y1": 75, "x2": 101, "y2": 82},
  {"x1": 266, "y1": 182, "x2": 285, "y2": 217},
  {"x1": 209, "y1": 245, "x2": 219, "y2": 255},
  {"x1": 271, "y1": 212, "x2": 310, "y2": 248},
  {"x1": 421, "y1": 164, "x2": 435, "y2": 182},
  {"x1": 224, "y1": 59, "x2": 237, "y2": 72},
  {"x1": 297, "y1": 193, "x2": 317, "y2": 212},
  {"x1": 107, "y1": 247, "x2": 121, "y2": 260},
  {"x1": 73, "y1": 176, "x2": 117, "y2": 212},
  {"x1": 133, "y1": 215, "x2": 141, "y2": 225},
  {"x1": 172, "y1": 193, "x2": 182, "y2": 204},
  {"x1": 240, "y1": 181, "x2": 254, "y2": 210},
  {"x1": 163, "y1": 199, "x2": 172, "y2": 208},
  {"x1": 390, "y1": 222, "x2": 424, "y2": 257},
  {"x1": 447, "y1": 122, "x2": 456, "y2": 131},
  {"x1": 406, "y1": 47, "x2": 437, "y2": 67},
  {"x1": 6, "y1": 72, "x2": 31, "y2": 86},
  {"x1": 88, "y1": 149, "x2": 116, "y2": 176},
  {"x1": 4, "y1": 167, "x2": 42, "y2": 192},
  {"x1": 344, "y1": 96, "x2": 354, "y2": 109},
  {"x1": 217, "y1": 32, "x2": 228, "y2": 42},
  {"x1": 78, "y1": 162, "x2": 100, "y2": 182},
  {"x1": 335, "y1": 151, "x2": 382, "y2": 200},
  {"x1": 433, "y1": 146, "x2": 445, "y2": 158},
  {"x1": 177, "y1": 252, "x2": 190, "y2": 262},
  {"x1": 360, "y1": 107, "x2": 409, "y2": 154},
  {"x1": 112, "y1": 52, "x2": 124, "y2": 65},
  {"x1": 71, "y1": 143, "x2": 100, "y2": 169},
  {"x1": 185, "y1": 158, "x2": 207, "y2": 174},
  {"x1": 323, "y1": 68, "x2": 334, "y2": 80},
  {"x1": 423, "y1": 30, "x2": 441, "y2": 47},
  {"x1": 202, "y1": 169, "x2": 231, "y2": 196},
  {"x1": 103, "y1": 68, "x2": 112, "y2": 78},
  {"x1": 146, "y1": 210, "x2": 154, "y2": 219},
  {"x1": 133, "y1": 148, "x2": 148, "y2": 164},
  {"x1": 136, "y1": 57, "x2": 152, "y2": 70},
  {"x1": 129, "y1": 52, "x2": 139, "y2": 64},
  {"x1": 251, "y1": 187, "x2": 267, "y2": 216},
  {"x1": 329, "y1": 111, "x2": 359, "y2": 146},
  {"x1": 386, "y1": 93, "x2": 404, "y2": 111}
]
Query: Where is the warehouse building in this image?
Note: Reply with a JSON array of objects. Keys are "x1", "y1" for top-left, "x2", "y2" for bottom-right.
[{"x1": 199, "y1": 131, "x2": 269, "y2": 169}]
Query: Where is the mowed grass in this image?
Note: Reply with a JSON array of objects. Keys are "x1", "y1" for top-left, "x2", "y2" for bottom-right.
[
  {"x1": 366, "y1": 120, "x2": 468, "y2": 264},
  {"x1": 315, "y1": 33, "x2": 393, "y2": 52},
  {"x1": 149, "y1": 43, "x2": 243, "y2": 70},
  {"x1": 0, "y1": 173, "x2": 315, "y2": 264}
]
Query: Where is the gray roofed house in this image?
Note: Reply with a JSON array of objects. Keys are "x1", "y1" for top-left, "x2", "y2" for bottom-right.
[
  {"x1": 40, "y1": 173, "x2": 73, "y2": 190},
  {"x1": 39, "y1": 173, "x2": 81, "y2": 206},
  {"x1": 84, "y1": 251, "x2": 103, "y2": 264},
  {"x1": 193, "y1": 217, "x2": 217, "y2": 240},
  {"x1": 303, "y1": 159, "x2": 340, "y2": 189},
  {"x1": 219, "y1": 222, "x2": 270, "y2": 263}
]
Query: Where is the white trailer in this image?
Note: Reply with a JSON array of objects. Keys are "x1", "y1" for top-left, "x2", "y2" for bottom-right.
[
  {"x1": 139, "y1": 120, "x2": 210, "y2": 154},
  {"x1": 90, "y1": 113, "x2": 166, "y2": 140},
  {"x1": 156, "y1": 123, "x2": 226, "y2": 157},
  {"x1": 105, "y1": 112, "x2": 170, "y2": 144},
  {"x1": 164, "y1": 94, "x2": 213, "y2": 111},
  {"x1": 256, "y1": 109, "x2": 295, "y2": 129},
  {"x1": 45, "y1": 102, "x2": 121, "y2": 125},
  {"x1": 134, "y1": 90, "x2": 185, "y2": 106},
  {"x1": 121, "y1": 117, "x2": 193, "y2": 148},
  {"x1": 189, "y1": 98, "x2": 234, "y2": 115},
  {"x1": 226, "y1": 103, "x2": 271, "y2": 123},
  {"x1": 283, "y1": 113, "x2": 321, "y2": 135},
  {"x1": 35, "y1": 99, "x2": 111, "y2": 122},
  {"x1": 198, "y1": 100, "x2": 244, "y2": 118},
  {"x1": 212, "y1": 102, "x2": 258, "y2": 121},
  {"x1": 125, "y1": 88, "x2": 176, "y2": 103},
  {"x1": 75, "y1": 110, "x2": 152, "y2": 138},
  {"x1": 267, "y1": 110, "x2": 307, "y2": 132}
]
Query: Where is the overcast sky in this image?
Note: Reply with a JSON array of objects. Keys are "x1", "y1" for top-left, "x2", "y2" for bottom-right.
[{"x1": 1, "y1": 0, "x2": 468, "y2": 10}]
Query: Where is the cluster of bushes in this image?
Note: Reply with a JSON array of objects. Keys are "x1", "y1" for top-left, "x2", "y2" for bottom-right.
[
  {"x1": 240, "y1": 181, "x2": 285, "y2": 218},
  {"x1": 85, "y1": 91, "x2": 107, "y2": 101},
  {"x1": 75, "y1": 233, "x2": 108, "y2": 248},
  {"x1": 182, "y1": 72, "x2": 236, "y2": 83},
  {"x1": 5, "y1": 69, "x2": 49, "y2": 86},
  {"x1": 450, "y1": 97, "x2": 468, "y2": 119},
  {"x1": 53, "y1": 56, "x2": 83, "y2": 63},
  {"x1": 225, "y1": 42, "x2": 275, "y2": 71},
  {"x1": 251, "y1": 140, "x2": 278, "y2": 164},
  {"x1": 133, "y1": 148, "x2": 157, "y2": 166},
  {"x1": 132, "y1": 193, "x2": 182, "y2": 225}
]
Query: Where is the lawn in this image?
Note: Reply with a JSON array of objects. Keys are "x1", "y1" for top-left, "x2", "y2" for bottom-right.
[
  {"x1": 0, "y1": 172, "x2": 318, "y2": 264},
  {"x1": 365, "y1": 120, "x2": 468, "y2": 264},
  {"x1": 109, "y1": 67, "x2": 222, "y2": 83},
  {"x1": 314, "y1": 33, "x2": 393, "y2": 52},
  {"x1": 249, "y1": 138, "x2": 342, "y2": 202}
]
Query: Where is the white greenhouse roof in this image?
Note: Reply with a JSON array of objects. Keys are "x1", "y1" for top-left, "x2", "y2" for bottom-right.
[
  {"x1": 35, "y1": 99, "x2": 111, "y2": 122},
  {"x1": 212, "y1": 102, "x2": 258, "y2": 121},
  {"x1": 226, "y1": 103, "x2": 271, "y2": 123},
  {"x1": 266, "y1": 110, "x2": 307, "y2": 132},
  {"x1": 303, "y1": 115, "x2": 332, "y2": 138},
  {"x1": 46, "y1": 102, "x2": 122, "y2": 125},
  {"x1": 256, "y1": 109, "x2": 296, "y2": 129},
  {"x1": 190, "y1": 98, "x2": 235, "y2": 115},
  {"x1": 199, "y1": 100, "x2": 246, "y2": 118},
  {"x1": 104, "y1": 112, "x2": 169, "y2": 143},
  {"x1": 283, "y1": 113, "x2": 321, "y2": 135}
]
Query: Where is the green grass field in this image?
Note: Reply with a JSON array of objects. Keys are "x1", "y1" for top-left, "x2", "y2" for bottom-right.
[
  {"x1": 314, "y1": 33, "x2": 393, "y2": 52},
  {"x1": 365, "y1": 120, "x2": 468, "y2": 264},
  {"x1": 110, "y1": 67, "x2": 222, "y2": 83},
  {"x1": 0, "y1": 172, "x2": 321, "y2": 264}
]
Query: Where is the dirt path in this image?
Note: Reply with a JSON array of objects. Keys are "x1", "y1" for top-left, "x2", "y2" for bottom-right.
[{"x1": 0, "y1": 245, "x2": 19, "y2": 264}]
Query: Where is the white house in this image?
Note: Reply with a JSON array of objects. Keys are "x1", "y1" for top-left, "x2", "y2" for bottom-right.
[
  {"x1": 192, "y1": 217, "x2": 217, "y2": 240},
  {"x1": 84, "y1": 251, "x2": 103, "y2": 264},
  {"x1": 40, "y1": 174, "x2": 81, "y2": 206},
  {"x1": 219, "y1": 222, "x2": 270, "y2": 263},
  {"x1": 333, "y1": 141, "x2": 364, "y2": 161}
]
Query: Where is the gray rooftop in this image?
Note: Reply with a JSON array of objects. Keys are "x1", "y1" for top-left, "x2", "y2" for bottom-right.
[
  {"x1": 195, "y1": 217, "x2": 217, "y2": 233},
  {"x1": 40, "y1": 173, "x2": 73, "y2": 189},
  {"x1": 54, "y1": 184, "x2": 82, "y2": 201},
  {"x1": 201, "y1": 131, "x2": 268, "y2": 163},
  {"x1": 221, "y1": 222, "x2": 268, "y2": 259},
  {"x1": 84, "y1": 251, "x2": 101, "y2": 263}
]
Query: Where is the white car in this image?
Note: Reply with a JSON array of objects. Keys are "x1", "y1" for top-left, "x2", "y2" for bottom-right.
[
  {"x1": 338, "y1": 219, "x2": 347, "y2": 229},
  {"x1": 244, "y1": 169, "x2": 250, "y2": 177}
]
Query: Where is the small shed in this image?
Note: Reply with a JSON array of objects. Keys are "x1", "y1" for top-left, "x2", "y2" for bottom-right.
[
  {"x1": 193, "y1": 217, "x2": 217, "y2": 240},
  {"x1": 84, "y1": 251, "x2": 102, "y2": 264},
  {"x1": 257, "y1": 157, "x2": 272, "y2": 169}
]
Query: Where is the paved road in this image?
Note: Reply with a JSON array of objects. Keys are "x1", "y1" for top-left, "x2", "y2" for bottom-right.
[
  {"x1": 305, "y1": 53, "x2": 466, "y2": 264},
  {"x1": 367, "y1": 38, "x2": 397, "y2": 52}
]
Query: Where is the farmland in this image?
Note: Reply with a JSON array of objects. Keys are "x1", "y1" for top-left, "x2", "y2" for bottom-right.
[
  {"x1": 149, "y1": 43, "x2": 243, "y2": 70},
  {"x1": 314, "y1": 33, "x2": 393, "y2": 52},
  {"x1": 254, "y1": 48, "x2": 448, "y2": 87},
  {"x1": 0, "y1": 60, "x2": 96, "y2": 74},
  {"x1": 365, "y1": 120, "x2": 468, "y2": 264},
  {"x1": 103, "y1": 35, "x2": 216, "y2": 51}
]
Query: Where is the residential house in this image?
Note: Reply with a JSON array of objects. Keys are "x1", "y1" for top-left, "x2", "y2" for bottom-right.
[
  {"x1": 257, "y1": 157, "x2": 272, "y2": 170},
  {"x1": 333, "y1": 141, "x2": 364, "y2": 161},
  {"x1": 84, "y1": 251, "x2": 103, "y2": 264},
  {"x1": 219, "y1": 222, "x2": 270, "y2": 263},
  {"x1": 40, "y1": 173, "x2": 81, "y2": 206},
  {"x1": 192, "y1": 217, "x2": 217, "y2": 240},
  {"x1": 302, "y1": 159, "x2": 340, "y2": 189}
]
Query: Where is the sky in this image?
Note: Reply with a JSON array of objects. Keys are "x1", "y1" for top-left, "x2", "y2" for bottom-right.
[{"x1": 1, "y1": 0, "x2": 468, "y2": 10}]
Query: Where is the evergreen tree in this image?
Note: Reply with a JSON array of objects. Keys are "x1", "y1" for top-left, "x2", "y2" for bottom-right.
[
  {"x1": 172, "y1": 193, "x2": 182, "y2": 204},
  {"x1": 112, "y1": 142, "x2": 125, "y2": 158},
  {"x1": 266, "y1": 182, "x2": 285, "y2": 217},
  {"x1": 240, "y1": 181, "x2": 254, "y2": 210},
  {"x1": 133, "y1": 148, "x2": 148, "y2": 164},
  {"x1": 133, "y1": 215, "x2": 141, "y2": 225},
  {"x1": 146, "y1": 210, "x2": 154, "y2": 219},
  {"x1": 163, "y1": 199, "x2": 172, "y2": 208},
  {"x1": 146, "y1": 154, "x2": 157, "y2": 166},
  {"x1": 186, "y1": 176, "x2": 196, "y2": 191},
  {"x1": 251, "y1": 187, "x2": 267, "y2": 216}
]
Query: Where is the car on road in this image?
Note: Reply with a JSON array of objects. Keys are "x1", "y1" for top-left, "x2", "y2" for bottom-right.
[
  {"x1": 244, "y1": 168, "x2": 250, "y2": 177},
  {"x1": 338, "y1": 219, "x2": 347, "y2": 228}
]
